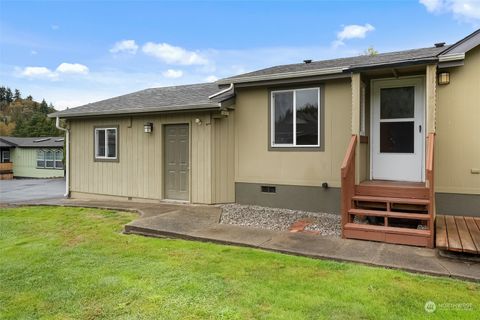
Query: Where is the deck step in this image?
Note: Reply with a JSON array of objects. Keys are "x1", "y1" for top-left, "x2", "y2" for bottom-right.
[
  {"x1": 352, "y1": 195, "x2": 430, "y2": 205},
  {"x1": 348, "y1": 209, "x2": 431, "y2": 220},
  {"x1": 344, "y1": 223, "x2": 432, "y2": 247},
  {"x1": 344, "y1": 223, "x2": 431, "y2": 237},
  {"x1": 355, "y1": 183, "x2": 429, "y2": 199}
]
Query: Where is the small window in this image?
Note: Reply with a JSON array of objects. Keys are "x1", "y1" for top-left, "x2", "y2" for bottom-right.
[
  {"x1": 1, "y1": 150, "x2": 10, "y2": 163},
  {"x1": 271, "y1": 88, "x2": 320, "y2": 147},
  {"x1": 95, "y1": 127, "x2": 117, "y2": 160},
  {"x1": 45, "y1": 150, "x2": 54, "y2": 168},
  {"x1": 36, "y1": 150, "x2": 45, "y2": 168},
  {"x1": 55, "y1": 150, "x2": 63, "y2": 169}
]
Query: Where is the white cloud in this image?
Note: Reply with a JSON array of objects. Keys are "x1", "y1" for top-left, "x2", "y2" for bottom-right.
[
  {"x1": 142, "y1": 42, "x2": 209, "y2": 65},
  {"x1": 30, "y1": 50, "x2": 38, "y2": 55},
  {"x1": 18, "y1": 62, "x2": 89, "y2": 80},
  {"x1": 420, "y1": 0, "x2": 480, "y2": 22},
  {"x1": 334, "y1": 24, "x2": 375, "y2": 47},
  {"x1": 162, "y1": 69, "x2": 184, "y2": 78},
  {"x1": 20, "y1": 66, "x2": 57, "y2": 79},
  {"x1": 110, "y1": 40, "x2": 139, "y2": 54},
  {"x1": 204, "y1": 75, "x2": 218, "y2": 82},
  {"x1": 56, "y1": 63, "x2": 89, "y2": 74}
]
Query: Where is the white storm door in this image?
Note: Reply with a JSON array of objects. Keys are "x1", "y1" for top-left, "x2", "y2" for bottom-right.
[{"x1": 371, "y1": 77, "x2": 425, "y2": 182}]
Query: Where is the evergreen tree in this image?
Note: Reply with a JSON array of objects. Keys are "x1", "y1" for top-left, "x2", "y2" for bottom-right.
[
  {"x1": 14, "y1": 89, "x2": 21, "y2": 101},
  {"x1": 0, "y1": 86, "x2": 6, "y2": 102},
  {"x1": 5, "y1": 88, "x2": 13, "y2": 103},
  {"x1": 39, "y1": 99, "x2": 49, "y2": 114}
]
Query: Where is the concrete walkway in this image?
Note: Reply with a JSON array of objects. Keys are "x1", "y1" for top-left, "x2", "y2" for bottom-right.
[{"x1": 6, "y1": 198, "x2": 480, "y2": 282}]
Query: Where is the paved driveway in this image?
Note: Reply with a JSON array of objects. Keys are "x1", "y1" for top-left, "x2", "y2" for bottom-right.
[{"x1": 0, "y1": 178, "x2": 65, "y2": 203}]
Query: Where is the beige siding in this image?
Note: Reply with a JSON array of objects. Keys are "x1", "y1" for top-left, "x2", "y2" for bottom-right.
[
  {"x1": 212, "y1": 111, "x2": 235, "y2": 203},
  {"x1": 436, "y1": 46, "x2": 480, "y2": 194},
  {"x1": 69, "y1": 113, "x2": 213, "y2": 203},
  {"x1": 234, "y1": 79, "x2": 352, "y2": 188}
]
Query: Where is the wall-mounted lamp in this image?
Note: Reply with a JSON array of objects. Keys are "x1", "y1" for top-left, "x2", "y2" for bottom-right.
[
  {"x1": 438, "y1": 72, "x2": 450, "y2": 85},
  {"x1": 195, "y1": 118, "x2": 202, "y2": 125},
  {"x1": 144, "y1": 122, "x2": 153, "y2": 133}
]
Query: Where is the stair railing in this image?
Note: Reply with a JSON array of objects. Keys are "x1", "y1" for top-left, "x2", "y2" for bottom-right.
[
  {"x1": 341, "y1": 135, "x2": 357, "y2": 238},
  {"x1": 426, "y1": 133, "x2": 435, "y2": 246}
]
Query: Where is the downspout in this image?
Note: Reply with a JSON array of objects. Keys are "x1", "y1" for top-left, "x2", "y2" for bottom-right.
[
  {"x1": 56, "y1": 116, "x2": 70, "y2": 197},
  {"x1": 208, "y1": 83, "x2": 234, "y2": 99}
]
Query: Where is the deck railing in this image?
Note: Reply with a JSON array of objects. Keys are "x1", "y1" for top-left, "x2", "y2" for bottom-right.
[
  {"x1": 340, "y1": 135, "x2": 357, "y2": 238},
  {"x1": 0, "y1": 162, "x2": 13, "y2": 172}
]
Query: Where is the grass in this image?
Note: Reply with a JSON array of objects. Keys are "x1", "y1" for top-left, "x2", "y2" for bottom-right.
[{"x1": 0, "y1": 206, "x2": 478, "y2": 319}]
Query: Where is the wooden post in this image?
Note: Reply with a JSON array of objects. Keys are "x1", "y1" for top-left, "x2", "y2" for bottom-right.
[
  {"x1": 426, "y1": 64, "x2": 437, "y2": 134},
  {"x1": 351, "y1": 73, "x2": 361, "y2": 184}
]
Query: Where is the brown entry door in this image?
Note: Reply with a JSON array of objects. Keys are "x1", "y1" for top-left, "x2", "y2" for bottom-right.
[{"x1": 164, "y1": 124, "x2": 189, "y2": 200}]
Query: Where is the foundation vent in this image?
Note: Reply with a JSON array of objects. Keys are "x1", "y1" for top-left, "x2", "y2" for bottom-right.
[{"x1": 261, "y1": 186, "x2": 276, "y2": 193}]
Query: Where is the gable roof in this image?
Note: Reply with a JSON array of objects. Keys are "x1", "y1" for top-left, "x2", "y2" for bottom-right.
[
  {"x1": 218, "y1": 46, "x2": 449, "y2": 84},
  {"x1": 440, "y1": 29, "x2": 480, "y2": 56},
  {"x1": 50, "y1": 83, "x2": 233, "y2": 119},
  {"x1": 0, "y1": 136, "x2": 64, "y2": 148}
]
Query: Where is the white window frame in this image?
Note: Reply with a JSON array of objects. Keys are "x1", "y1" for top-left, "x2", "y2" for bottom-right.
[
  {"x1": 45, "y1": 150, "x2": 55, "y2": 169},
  {"x1": 271, "y1": 87, "x2": 321, "y2": 148},
  {"x1": 95, "y1": 127, "x2": 118, "y2": 160},
  {"x1": 36, "y1": 150, "x2": 45, "y2": 168},
  {"x1": 2, "y1": 150, "x2": 10, "y2": 163},
  {"x1": 54, "y1": 150, "x2": 63, "y2": 169}
]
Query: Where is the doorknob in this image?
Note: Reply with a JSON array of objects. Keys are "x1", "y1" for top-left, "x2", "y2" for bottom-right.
[{"x1": 419, "y1": 125, "x2": 422, "y2": 133}]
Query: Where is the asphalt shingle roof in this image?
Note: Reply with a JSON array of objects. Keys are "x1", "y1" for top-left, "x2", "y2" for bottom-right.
[
  {"x1": 50, "y1": 45, "x2": 453, "y2": 119},
  {"x1": 220, "y1": 46, "x2": 450, "y2": 82},
  {"x1": 51, "y1": 83, "x2": 232, "y2": 118},
  {"x1": 0, "y1": 137, "x2": 64, "y2": 148}
]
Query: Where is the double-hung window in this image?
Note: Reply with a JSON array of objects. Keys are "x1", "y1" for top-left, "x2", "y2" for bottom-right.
[
  {"x1": 271, "y1": 87, "x2": 320, "y2": 147},
  {"x1": 95, "y1": 127, "x2": 117, "y2": 160},
  {"x1": 45, "y1": 150, "x2": 54, "y2": 168},
  {"x1": 37, "y1": 150, "x2": 45, "y2": 168},
  {"x1": 55, "y1": 150, "x2": 63, "y2": 169}
]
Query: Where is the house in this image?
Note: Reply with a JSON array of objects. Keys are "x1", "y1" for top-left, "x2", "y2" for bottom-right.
[
  {"x1": 50, "y1": 29, "x2": 480, "y2": 248},
  {"x1": 0, "y1": 136, "x2": 65, "y2": 179}
]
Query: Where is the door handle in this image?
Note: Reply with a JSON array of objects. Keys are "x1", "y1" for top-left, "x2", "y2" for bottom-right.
[{"x1": 419, "y1": 125, "x2": 422, "y2": 133}]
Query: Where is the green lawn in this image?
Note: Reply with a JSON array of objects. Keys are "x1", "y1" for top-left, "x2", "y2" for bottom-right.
[{"x1": 0, "y1": 206, "x2": 478, "y2": 319}]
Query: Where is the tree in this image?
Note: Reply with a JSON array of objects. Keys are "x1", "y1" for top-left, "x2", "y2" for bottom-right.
[
  {"x1": 363, "y1": 46, "x2": 379, "y2": 56},
  {"x1": 14, "y1": 89, "x2": 21, "y2": 101},
  {"x1": 39, "y1": 99, "x2": 49, "y2": 114},
  {"x1": 5, "y1": 88, "x2": 13, "y2": 103}
]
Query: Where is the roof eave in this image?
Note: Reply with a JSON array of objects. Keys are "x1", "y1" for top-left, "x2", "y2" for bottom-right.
[
  {"x1": 49, "y1": 103, "x2": 221, "y2": 119},
  {"x1": 347, "y1": 58, "x2": 439, "y2": 72},
  {"x1": 217, "y1": 66, "x2": 348, "y2": 85}
]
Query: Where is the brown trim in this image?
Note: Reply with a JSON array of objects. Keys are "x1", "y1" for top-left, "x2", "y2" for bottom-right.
[
  {"x1": 267, "y1": 84, "x2": 325, "y2": 152},
  {"x1": 93, "y1": 125, "x2": 120, "y2": 163}
]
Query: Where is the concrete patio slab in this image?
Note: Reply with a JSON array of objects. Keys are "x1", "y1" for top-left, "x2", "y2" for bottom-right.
[
  {"x1": 191, "y1": 224, "x2": 278, "y2": 247},
  {"x1": 5, "y1": 197, "x2": 480, "y2": 282}
]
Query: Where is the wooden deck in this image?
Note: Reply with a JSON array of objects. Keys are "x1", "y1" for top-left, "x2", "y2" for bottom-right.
[{"x1": 436, "y1": 215, "x2": 480, "y2": 254}]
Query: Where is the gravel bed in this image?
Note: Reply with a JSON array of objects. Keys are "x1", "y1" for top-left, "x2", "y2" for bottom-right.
[{"x1": 219, "y1": 203, "x2": 341, "y2": 237}]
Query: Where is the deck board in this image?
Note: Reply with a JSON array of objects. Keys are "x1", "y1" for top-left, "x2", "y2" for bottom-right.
[
  {"x1": 436, "y1": 216, "x2": 447, "y2": 249},
  {"x1": 455, "y1": 216, "x2": 477, "y2": 253},
  {"x1": 465, "y1": 217, "x2": 480, "y2": 253},
  {"x1": 436, "y1": 215, "x2": 479, "y2": 254}
]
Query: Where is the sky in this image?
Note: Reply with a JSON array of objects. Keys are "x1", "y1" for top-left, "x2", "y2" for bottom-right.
[{"x1": 0, "y1": 0, "x2": 479, "y2": 110}]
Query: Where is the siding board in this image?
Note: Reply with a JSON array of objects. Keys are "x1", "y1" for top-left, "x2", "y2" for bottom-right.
[{"x1": 69, "y1": 113, "x2": 215, "y2": 204}]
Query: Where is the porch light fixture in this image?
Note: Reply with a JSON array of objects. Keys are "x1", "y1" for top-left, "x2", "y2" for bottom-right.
[
  {"x1": 438, "y1": 72, "x2": 450, "y2": 85},
  {"x1": 144, "y1": 122, "x2": 153, "y2": 133}
]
